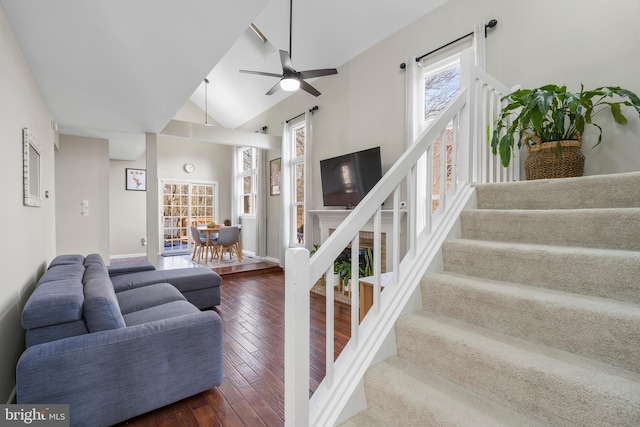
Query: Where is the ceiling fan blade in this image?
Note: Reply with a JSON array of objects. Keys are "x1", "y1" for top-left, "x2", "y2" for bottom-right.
[
  {"x1": 299, "y1": 79, "x2": 321, "y2": 97},
  {"x1": 266, "y1": 80, "x2": 283, "y2": 96},
  {"x1": 280, "y1": 50, "x2": 295, "y2": 74},
  {"x1": 298, "y1": 68, "x2": 338, "y2": 79},
  {"x1": 239, "y1": 70, "x2": 282, "y2": 78}
]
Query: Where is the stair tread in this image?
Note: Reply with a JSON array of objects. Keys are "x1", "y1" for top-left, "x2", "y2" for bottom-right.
[
  {"x1": 364, "y1": 356, "x2": 544, "y2": 427},
  {"x1": 426, "y1": 271, "x2": 640, "y2": 311},
  {"x1": 422, "y1": 272, "x2": 640, "y2": 372},
  {"x1": 460, "y1": 208, "x2": 640, "y2": 251},
  {"x1": 475, "y1": 172, "x2": 640, "y2": 209},
  {"x1": 442, "y1": 238, "x2": 640, "y2": 304},
  {"x1": 448, "y1": 237, "x2": 640, "y2": 256},
  {"x1": 395, "y1": 310, "x2": 640, "y2": 427},
  {"x1": 338, "y1": 409, "x2": 389, "y2": 427},
  {"x1": 399, "y1": 311, "x2": 640, "y2": 383}
]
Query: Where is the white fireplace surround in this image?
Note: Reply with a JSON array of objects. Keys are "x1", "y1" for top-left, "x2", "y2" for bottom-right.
[{"x1": 310, "y1": 209, "x2": 405, "y2": 272}]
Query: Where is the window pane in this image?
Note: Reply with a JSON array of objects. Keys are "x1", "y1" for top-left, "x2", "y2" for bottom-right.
[
  {"x1": 295, "y1": 127, "x2": 305, "y2": 157},
  {"x1": 243, "y1": 195, "x2": 251, "y2": 214},
  {"x1": 242, "y1": 148, "x2": 253, "y2": 171},
  {"x1": 243, "y1": 176, "x2": 252, "y2": 194},
  {"x1": 295, "y1": 164, "x2": 304, "y2": 203},
  {"x1": 296, "y1": 204, "x2": 304, "y2": 244},
  {"x1": 424, "y1": 65, "x2": 460, "y2": 122}
]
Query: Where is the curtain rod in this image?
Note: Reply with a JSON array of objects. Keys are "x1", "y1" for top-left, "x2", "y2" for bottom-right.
[
  {"x1": 399, "y1": 19, "x2": 497, "y2": 69},
  {"x1": 285, "y1": 105, "x2": 319, "y2": 123}
]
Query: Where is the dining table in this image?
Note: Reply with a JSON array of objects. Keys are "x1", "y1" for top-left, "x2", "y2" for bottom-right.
[{"x1": 197, "y1": 224, "x2": 242, "y2": 263}]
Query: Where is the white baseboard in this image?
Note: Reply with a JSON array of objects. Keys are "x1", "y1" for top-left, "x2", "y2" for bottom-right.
[
  {"x1": 264, "y1": 256, "x2": 280, "y2": 264},
  {"x1": 109, "y1": 252, "x2": 147, "y2": 260}
]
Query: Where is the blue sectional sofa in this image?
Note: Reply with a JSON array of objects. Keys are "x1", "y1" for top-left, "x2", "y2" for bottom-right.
[{"x1": 16, "y1": 254, "x2": 223, "y2": 427}]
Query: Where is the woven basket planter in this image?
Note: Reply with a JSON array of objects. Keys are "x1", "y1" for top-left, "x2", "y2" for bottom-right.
[{"x1": 524, "y1": 134, "x2": 585, "y2": 180}]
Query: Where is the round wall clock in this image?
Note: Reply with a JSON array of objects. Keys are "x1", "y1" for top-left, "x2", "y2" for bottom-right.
[{"x1": 184, "y1": 163, "x2": 195, "y2": 173}]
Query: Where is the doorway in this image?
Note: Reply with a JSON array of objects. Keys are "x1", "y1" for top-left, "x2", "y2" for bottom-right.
[{"x1": 161, "y1": 180, "x2": 218, "y2": 255}]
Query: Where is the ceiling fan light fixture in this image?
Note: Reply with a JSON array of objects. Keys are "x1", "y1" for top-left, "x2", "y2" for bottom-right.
[{"x1": 280, "y1": 77, "x2": 300, "y2": 92}]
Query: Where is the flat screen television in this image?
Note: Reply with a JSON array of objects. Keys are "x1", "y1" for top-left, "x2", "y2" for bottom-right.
[{"x1": 320, "y1": 146, "x2": 382, "y2": 208}]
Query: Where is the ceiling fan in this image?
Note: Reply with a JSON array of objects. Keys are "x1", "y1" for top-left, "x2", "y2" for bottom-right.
[{"x1": 239, "y1": 0, "x2": 337, "y2": 97}]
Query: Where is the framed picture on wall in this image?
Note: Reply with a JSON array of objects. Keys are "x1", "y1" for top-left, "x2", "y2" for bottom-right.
[
  {"x1": 270, "y1": 158, "x2": 281, "y2": 196},
  {"x1": 126, "y1": 168, "x2": 146, "y2": 191}
]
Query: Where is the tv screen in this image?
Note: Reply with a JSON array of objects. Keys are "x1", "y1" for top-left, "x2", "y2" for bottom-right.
[{"x1": 320, "y1": 147, "x2": 382, "y2": 208}]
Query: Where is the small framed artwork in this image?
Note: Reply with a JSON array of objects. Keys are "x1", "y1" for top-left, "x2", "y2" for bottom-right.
[
  {"x1": 23, "y1": 127, "x2": 42, "y2": 207},
  {"x1": 270, "y1": 158, "x2": 281, "y2": 196},
  {"x1": 126, "y1": 168, "x2": 146, "y2": 191}
]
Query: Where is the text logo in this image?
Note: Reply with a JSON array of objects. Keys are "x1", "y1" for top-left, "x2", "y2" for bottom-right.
[{"x1": 1, "y1": 405, "x2": 69, "y2": 426}]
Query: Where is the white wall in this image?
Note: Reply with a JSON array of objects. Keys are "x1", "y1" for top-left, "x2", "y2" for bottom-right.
[
  {"x1": 0, "y1": 5, "x2": 56, "y2": 402},
  {"x1": 239, "y1": 0, "x2": 640, "y2": 261},
  {"x1": 109, "y1": 155, "x2": 147, "y2": 257},
  {"x1": 55, "y1": 134, "x2": 110, "y2": 260}
]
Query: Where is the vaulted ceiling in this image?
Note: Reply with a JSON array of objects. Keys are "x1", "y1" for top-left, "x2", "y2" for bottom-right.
[{"x1": 1, "y1": 0, "x2": 448, "y2": 159}]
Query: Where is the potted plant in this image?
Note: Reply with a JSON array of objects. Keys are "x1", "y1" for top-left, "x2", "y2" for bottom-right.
[
  {"x1": 491, "y1": 84, "x2": 640, "y2": 179},
  {"x1": 335, "y1": 259, "x2": 365, "y2": 295}
]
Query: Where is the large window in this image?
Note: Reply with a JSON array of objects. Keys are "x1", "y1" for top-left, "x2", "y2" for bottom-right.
[
  {"x1": 424, "y1": 61, "x2": 460, "y2": 124},
  {"x1": 239, "y1": 147, "x2": 258, "y2": 216},
  {"x1": 416, "y1": 55, "x2": 461, "y2": 223},
  {"x1": 291, "y1": 121, "x2": 306, "y2": 245}
]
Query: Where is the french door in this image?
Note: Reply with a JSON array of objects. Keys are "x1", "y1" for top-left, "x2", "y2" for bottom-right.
[{"x1": 161, "y1": 180, "x2": 218, "y2": 254}]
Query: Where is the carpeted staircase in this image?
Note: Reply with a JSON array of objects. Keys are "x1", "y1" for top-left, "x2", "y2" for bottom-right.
[{"x1": 341, "y1": 172, "x2": 640, "y2": 426}]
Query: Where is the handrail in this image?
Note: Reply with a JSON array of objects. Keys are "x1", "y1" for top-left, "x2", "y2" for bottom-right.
[{"x1": 284, "y1": 55, "x2": 515, "y2": 426}]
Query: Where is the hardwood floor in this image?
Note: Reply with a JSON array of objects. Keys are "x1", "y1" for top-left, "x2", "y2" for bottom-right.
[{"x1": 115, "y1": 259, "x2": 351, "y2": 426}]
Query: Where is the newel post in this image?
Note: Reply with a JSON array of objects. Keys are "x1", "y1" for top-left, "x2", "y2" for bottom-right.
[{"x1": 284, "y1": 247, "x2": 310, "y2": 427}]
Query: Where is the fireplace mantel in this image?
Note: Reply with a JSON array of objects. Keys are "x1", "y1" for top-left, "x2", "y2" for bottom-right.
[{"x1": 310, "y1": 209, "x2": 405, "y2": 271}]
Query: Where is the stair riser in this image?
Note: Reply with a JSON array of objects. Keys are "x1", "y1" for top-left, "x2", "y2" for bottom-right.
[
  {"x1": 395, "y1": 316, "x2": 640, "y2": 426},
  {"x1": 422, "y1": 275, "x2": 640, "y2": 373},
  {"x1": 460, "y1": 209, "x2": 640, "y2": 251},
  {"x1": 442, "y1": 241, "x2": 640, "y2": 304},
  {"x1": 475, "y1": 172, "x2": 640, "y2": 210}
]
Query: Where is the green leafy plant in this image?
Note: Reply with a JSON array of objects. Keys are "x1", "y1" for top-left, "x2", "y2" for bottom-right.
[
  {"x1": 363, "y1": 248, "x2": 374, "y2": 277},
  {"x1": 491, "y1": 84, "x2": 640, "y2": 167},
  {"x1": 335, "y1": 260, "x2": 364, "y2": 284}
]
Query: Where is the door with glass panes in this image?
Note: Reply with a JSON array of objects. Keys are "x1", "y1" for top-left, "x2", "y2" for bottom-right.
[{"x1": 161, "y1": 181, "x2": 217, "y2": 254}]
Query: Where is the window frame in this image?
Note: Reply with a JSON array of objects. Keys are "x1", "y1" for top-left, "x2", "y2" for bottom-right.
[
  {"x1": 289, "y1": 119, "x2": 306, "y2": 247},
  {"x1": 238, "y1": 146, "x2": 258, "y2": 217}
]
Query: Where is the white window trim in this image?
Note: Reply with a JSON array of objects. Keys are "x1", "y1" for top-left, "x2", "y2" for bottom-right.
[
  {"x1": 238, "y1": 146, "x2": 258, "y2": 218},
  {"x1": 289, "y1": 119, "x2": 306, "y2": 247}
]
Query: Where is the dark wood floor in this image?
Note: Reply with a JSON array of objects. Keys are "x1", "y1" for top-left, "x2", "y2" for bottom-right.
[{"x1": 115, "y1": 258, "x2": 351, "y2": 426}]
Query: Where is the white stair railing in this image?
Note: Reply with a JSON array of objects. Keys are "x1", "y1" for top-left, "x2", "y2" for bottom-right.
[{"x1": 284, "y1": 53, "x2": 513, "y2": 427}]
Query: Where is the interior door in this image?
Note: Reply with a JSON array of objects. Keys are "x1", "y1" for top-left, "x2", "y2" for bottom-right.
[{"x1": 161, "y1": 181, "x2": 217, "y2": 254}]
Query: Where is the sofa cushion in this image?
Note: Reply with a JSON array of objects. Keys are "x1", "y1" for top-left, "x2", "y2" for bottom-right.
[
  {"x1": 110, "y1": 267, "x2": 221, "y2": 293},
  {"x1": 83, "y1": 277, "x2": 126, "y2": 332},
  {"x1": 117, "y1": 283, "x2": 186, "y2": 315},
  {"x1": 26, "y1": 320, "x2": 88, "y2": 348},
  {"x1": 108, "y1": 262, "x2": 156, "y2": 277},
  {"x1": 22, "y1": 279, "x2": 84, "y2": 329},
  {"x1": 122, "y1": 300, "x2": 200, "y2": 327},
  {"x1": 48, "y1": 254, "x2": 85, "y2": 268},
  {"x1": 37, "y1": 264, "x2": 85, "y2": 286},
  {"x1": 83, "y1": 262, "x2": 110, "y2": 284},
  {"x1": 84, "y1": 253, "x2": 106, "y2": 267}
]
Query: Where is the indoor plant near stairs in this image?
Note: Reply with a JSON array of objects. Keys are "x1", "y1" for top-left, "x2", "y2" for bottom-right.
[{"x1": 491, "y1": 84, "x2": 640, "y2": 179}]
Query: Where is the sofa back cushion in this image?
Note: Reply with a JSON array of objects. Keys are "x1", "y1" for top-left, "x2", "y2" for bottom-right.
[
  {"x1": 83, "y1": 277, "x2": 126, "y2": 332},
  {"x1": 22, "y1": 279, "x2": 85, "y2": 330}
]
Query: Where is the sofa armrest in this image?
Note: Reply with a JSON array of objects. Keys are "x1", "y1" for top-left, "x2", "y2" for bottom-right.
[
  {"x1": 17, "y1": 310, "x2": 222, "y2": 427},
  {"x1": 107, "y1": 262, "x2": 156, "y2": 277}
]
